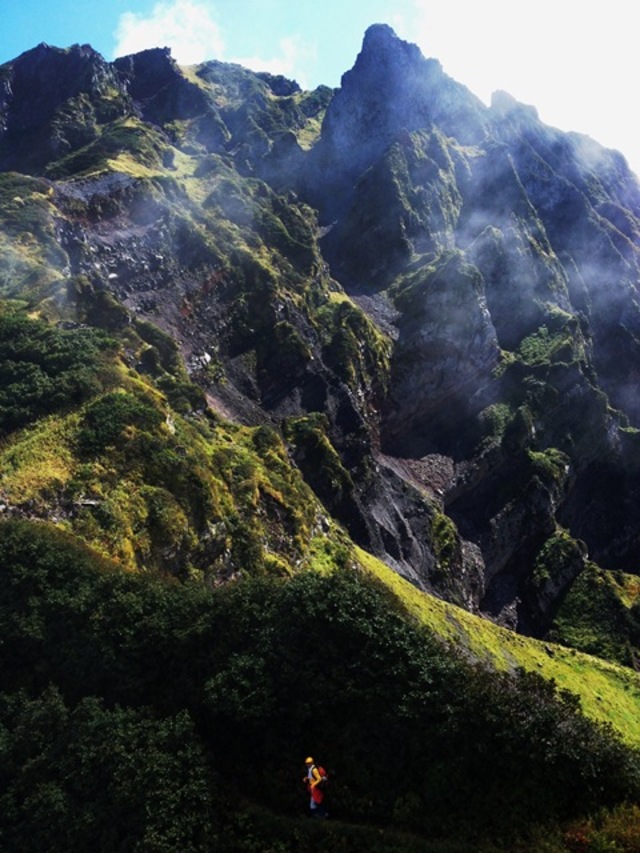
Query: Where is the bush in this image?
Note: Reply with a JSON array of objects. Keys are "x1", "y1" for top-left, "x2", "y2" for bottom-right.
[
  {"x1": 77, "y1": 390, "x2": 164, "y2": 455},
  {"x1": 0, "y1": 688, "x2": 218, "y2": 853},
  {"x1": 564, "y1": 804, "x2": 640, "y2": 852},
  {"x1": 549, "y1": 564, "x2": 635, "y2": 665},
  {"x1": 1, "y1": 518, "x2": 639, "y2": 846},
  {"x1": 0, "y1": 310, "x2": 116, "y2": 435},
  {"x1": 200, "y1": 572, "x2": 640, "y2": 836}
]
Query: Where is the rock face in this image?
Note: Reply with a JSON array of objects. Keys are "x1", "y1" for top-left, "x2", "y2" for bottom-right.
[
  {"x1": 310, "y1": 24, "x2": 487, "y2": 217},
  {"x1": 113, "y1": 47, "x2": 212, "y2": 124},
  {"x1": 3, "y1": 25, "x2": 640, "y2": 660},
  {"x1": 0, "y1": 43, "x2": 130, "y2": 171},
  {"x1": 384, "y1": 253, "x2": 500, "y2": 456}
]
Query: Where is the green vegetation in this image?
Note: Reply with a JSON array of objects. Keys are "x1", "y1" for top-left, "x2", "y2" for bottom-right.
[
  {"x1": 0, "y1": 309, "x2": 117, "y2": 435},
  {"x1": 522, "y1": 308, "x2": 582, "y2": 359},
  {"x1": 476, "y1": 401, "x2": 513, "y2": 446},
  {"x1": 320, "y1": 297, "x2": 392, "y2": 394},
  {"x1": 517, "y1": 324, "x2": 575, "y2": 366},
  {"x1": 0, "y1": 173, "x2": 66, "y2": 299},
  {"x1": 563, "y1": 803, "x2": 640, "y2": 851},
  {"x1": 357, "y1": 547, "x2": 640, "y2": 747},
  {"x1": 0, "y1": 304, "x2": 338, "y2": 579},
  {"x1": 188, "y1": 61, "x2": 332, "y2": 156},
  {"x1": 496, "y1": 309, "x2": 611, "y2": 465},
  {"x1": 1, "y1": 689, "x2": 217, "y2": 853},
  {"x1": 283, "y1": 413, "x2": 356, "y2": 516},
  {"x1": 532, "y1": 528, "x2": 584, "y2": 587},
  {"x1": 527, "y1": 446, "x2": 570, "y2": 485},
  {"x1": 549, "y1": 564, "x2": 640, "y2": 667},
  {"x1": 1, "y1": 519, "x2": 639, "y2": 851},
  {"x1": 0, "y1": 174, "x2": 53, "y2": 238},
  {"x1": 0, "y1": 387, "x2": 328, "y2": 577},
  {"x1": 430, "y1": 511, "x2": 459, "y2": 579},
  {"x1": 293, "y1": 85, "x2": 333, "y2": 149},
  {"x1": 77, "y1": 389, "x2": 165, "y2": 454},
  {"x1": 45, "y1": 117, "x2": 169, "y2": 180}
]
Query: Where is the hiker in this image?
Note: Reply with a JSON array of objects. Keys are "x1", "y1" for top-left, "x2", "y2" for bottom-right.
[{"x1": 303, "y1": 756, "x2": 327, "y2": 817}]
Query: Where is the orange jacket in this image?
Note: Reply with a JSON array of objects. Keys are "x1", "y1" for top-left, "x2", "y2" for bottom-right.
[{"x1": 306, "y1": 764, "x2": 324, "y2": 803}]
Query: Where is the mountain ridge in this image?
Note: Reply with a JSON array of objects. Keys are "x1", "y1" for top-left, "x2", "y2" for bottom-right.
[
  {"x1": 4, "y1": 23, "x2": 640, "y2": 848},
  {"x1": 3, "y1": 25, "x2": 640, "y2": 640}
]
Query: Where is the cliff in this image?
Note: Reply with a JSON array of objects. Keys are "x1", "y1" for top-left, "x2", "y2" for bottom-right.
[{"x1": 2, "y1": 25, "x2": 640, "y2": 660}]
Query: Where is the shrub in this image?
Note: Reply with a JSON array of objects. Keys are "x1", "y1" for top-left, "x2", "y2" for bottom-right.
[
  {"x1": 0, "y1": 688, "x2": 218, "y2": 853},
  {"x1": 1, "y1": 518, "x2": 638, "y2": 846},
  {"x1": 549, "y1": 564, "x2": 635, "y2": 665},
  {"x1": 77, "y1": 390, "x2": 164, "y2": 455},
  {"x1": 0, "y1": 310, "x2": 116, "y2": 435}
]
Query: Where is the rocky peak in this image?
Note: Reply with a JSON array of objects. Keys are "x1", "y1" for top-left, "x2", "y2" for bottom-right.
[
  {"x1": 255, "y1": 71, "x2": 301, "y2": 97},
  {"x1": 311, "y1": 25, "x2": 487, "y2": 217},
  {"x1": 0, "y1": 43, "x2": 130, "y2": 172},
  {"x1": 114, "y1": 47, "x2": 179, "y2": 101},
  {"x1": 2, "y1": 42, "x2": 120, "y2": 126},
  {"x1": 357, "y1": 22, "x2": 427, "y2": 72},
  {"x1": 114, "y1": 46, "x2": 210, "y2": 123}
]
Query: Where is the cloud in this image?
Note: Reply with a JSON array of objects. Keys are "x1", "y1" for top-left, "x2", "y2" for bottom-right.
[
  {"x1": 397, "y1": 0, "x2": 640, "y2": 175},
  {"x1": 113, "y1": 0, "x2": 225, "y2": 63},
  {"x1": 113, "y1": 0, "x2": 311, "y2": 86},
  {"x1": 230, "y1": 35, "x2": 315, "y2": 88}
]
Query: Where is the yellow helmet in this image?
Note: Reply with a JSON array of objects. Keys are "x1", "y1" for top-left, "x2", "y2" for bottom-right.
[{"x1": 305, "y1": 756, "x2": 314, "y2": 764}]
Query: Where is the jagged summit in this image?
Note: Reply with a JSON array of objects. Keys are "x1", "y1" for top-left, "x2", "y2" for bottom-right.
[
  {"x1": 310, "y1": 24, "x2": 487, "y2": 216},
  {"x1": 12, "y1": 41, "x2": 99, "y2": 62},
  {"x1": 2, "y1": 23, "x2": 640, "y2": 655},
  {"x1": 114, "y1": 46, "x2": 180, "y2": 99},
  {"x1": 359, "y1": 22, "x2": 427, "y2": 64},
  {"x1": 346, "y1": 22, "x2": 444, "y2": 101},
  {"x1": 362, "y1": 22, "x2": 398, "y2": 44},
  {"x1": 0, "y1": 41, "x2": 128, "y2": 171}
]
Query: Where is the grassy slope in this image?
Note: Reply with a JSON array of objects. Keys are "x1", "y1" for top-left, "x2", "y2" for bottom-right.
[
  {"x1": 3, "y1": 53, "x2": 639, "y2": 758},
  {"x1": 356, "y1": 546, "x2": 640, "y2": 746}
]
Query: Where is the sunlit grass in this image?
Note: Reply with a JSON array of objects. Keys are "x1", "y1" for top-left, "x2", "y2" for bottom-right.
[
  {"x1": 356, "y1": 546, "x2": 640, "y2": 746},
  {"x1": 295, "y1": 114, "x2": 324, "y2": 150},
  {"x1": 610, "y1": 570, "x2": 640, "y2": 608},
  {"x1": 103, "y1": 155, "x2": 159, "y2": 179},
  {"x1": 0, "y1": 414, "x2": 78, "y2": 504}
]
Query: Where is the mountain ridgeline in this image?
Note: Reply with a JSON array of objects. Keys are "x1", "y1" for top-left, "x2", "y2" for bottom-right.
[
  {"x1": 3, "y1": 24, "x2": 640, "y2": 647},
  {"x1": 3, "y1": 23, "x2": 640, "y2": 849}
]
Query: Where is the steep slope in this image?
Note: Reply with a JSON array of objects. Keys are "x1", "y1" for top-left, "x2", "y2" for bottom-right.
[
  {"x1": 358, "y1": 546, "x2": 640, "y2": 746},
  {"x1": 305, "y1": 24, "x2": 640, "y2": 652},
  {"x1": 0, "y1": 40, "x2": 446, "y2": 595},
  {"x1": 0, "y1": 307, "x2": 350, "y2": 581},
  {"x1": 2, "y1": 520, "x2": 639, "y2": 850},
  {"x1": 2, "y1": 28, "x2": 640, "y2": 665},
  {"x1": 5, "y1": 25, "x2": 640, "y2": 851}
]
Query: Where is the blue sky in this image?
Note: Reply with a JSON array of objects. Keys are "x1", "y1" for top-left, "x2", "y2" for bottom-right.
[{"x1": 2, "y1": 0, "x2": 640, "y2": 175}]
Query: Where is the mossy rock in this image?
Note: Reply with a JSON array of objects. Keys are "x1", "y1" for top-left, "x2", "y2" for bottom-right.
[
  {"x1": 283, "y1": 413, "x2": 356, "y2": 516},
  {"x1": 548, "y1": 563, "x2": 637, "y2": 666}
]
